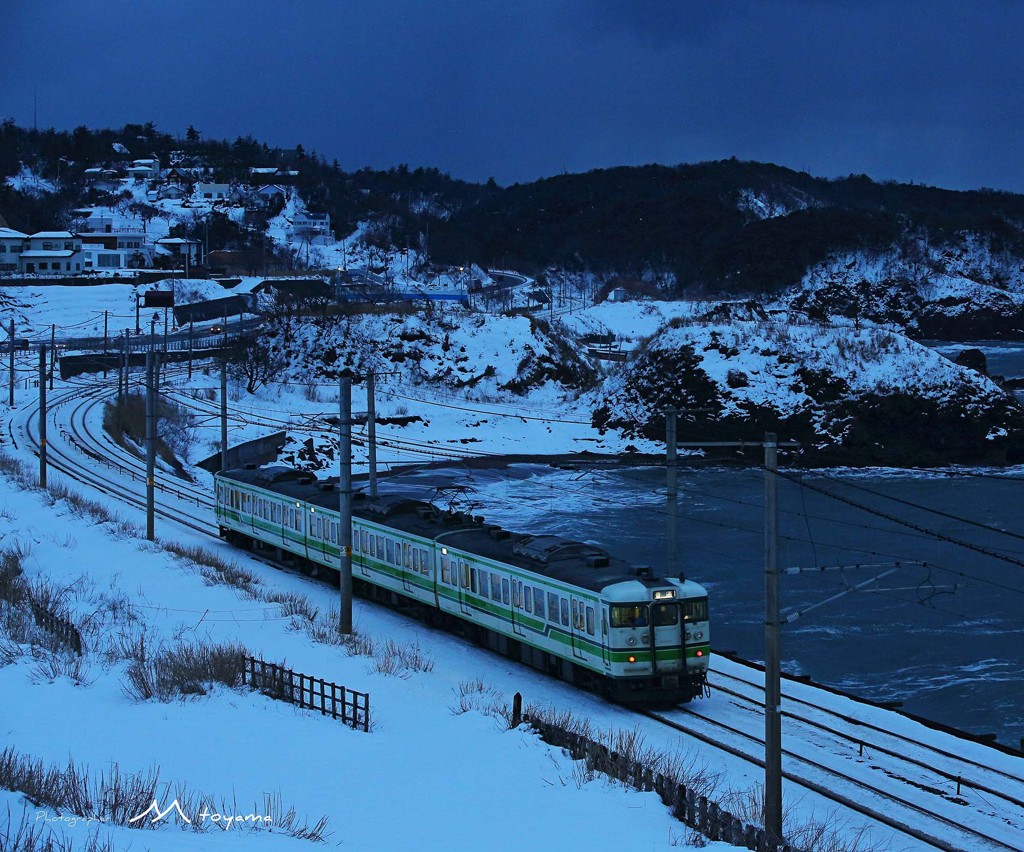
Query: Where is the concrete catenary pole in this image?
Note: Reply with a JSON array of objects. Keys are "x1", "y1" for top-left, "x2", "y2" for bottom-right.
[
  {"x1": 38, "y1": 346, "x2": 46, "y2": 488},
  {"x1": 338, "y1": 375, "x2": 353, "y2": 634},
  {"x1": 220, "y1": 358, "x2": 228, "y2": 472},
  {"x1": 8, "y1": 318, "x2": 15, "y2": 407},
  {"x1": 145, "y1": 351, "x2": 156, "y2": 541},
  {"x1": 665, "y1": 406, "x2": 678, "y2": 577},
  {"x1": 764, "y1": 432, "x2": 782, "y2": 840},
  {"x1": 49, "y1": 324, "x2": 55, "y2": 390},
  {"x1": 103, "y1": 310, "x2": 108, "y2": 378},
  {"x1": 367, "y1": 372, "x2": 377, "y2": 498}
]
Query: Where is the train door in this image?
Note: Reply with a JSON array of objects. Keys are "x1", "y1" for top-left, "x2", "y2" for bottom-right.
[
  {"x1": 458, "y1": 559, "x2": 472, "y2": 616},
  {"x1": 600, "y1": 607, "x2": 611, "y2": 670},
  {"x1": 651, "y1": 602, "x2": 683, "y2": 674},
  {"x1": 511, "y1": 579, "x2": 526, "y2": 637},
  {"x1": 570, "y1": 595, "x2": 587, "y2": 660},
  {"x1": 401, "y1": 542, "x2": 413, "y2": 593}
]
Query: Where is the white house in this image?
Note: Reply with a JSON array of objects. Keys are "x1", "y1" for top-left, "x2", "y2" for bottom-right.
[
  {"x1": 0, "y1": 227, "x2": 28, "y2": 273},
  {"x1": 291, "y1": 211, "x2": 332, "y2": 244},
  {"x1": 17, "y1": 231, "x2": 84, "y2": 275},
  {"x1": 194, "y1": 182, "x2": 231, "y2": 201},
  {"x1": 82, "y1": 243, "x2": 131, "y2": 271},
  {"x1": 126, "y1": 158, "x2": 160, "y2": 180},
  {"x1": 155, "y1": 236, "x2": 202, "y2": 267}
]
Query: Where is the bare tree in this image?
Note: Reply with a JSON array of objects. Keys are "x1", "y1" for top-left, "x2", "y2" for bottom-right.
[{"x1": 228, "y1": 333, "x2": 286, "y2": 394}]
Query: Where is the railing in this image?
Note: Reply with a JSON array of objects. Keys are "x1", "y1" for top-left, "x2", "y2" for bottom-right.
[
  {"x1": 30, "y1": 601, "x2": 83, "y2": 655},
  {"x1": 243, "y1": 657, "x2": 370, "y2": 732},
  {"x1": 523, "y1": 712, "x2": 795, "y2": 851}
]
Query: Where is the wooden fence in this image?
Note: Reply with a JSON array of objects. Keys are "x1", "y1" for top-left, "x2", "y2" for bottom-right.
[
  {"x1": 243, "y1": 657, "x2": 370, "y2": 732},
  {"x1": 523, "y1": 712, "x2": 795, "y2": 852},
  {"x1": 30, "y1": 601, "x2": 83, "y2": 655}
]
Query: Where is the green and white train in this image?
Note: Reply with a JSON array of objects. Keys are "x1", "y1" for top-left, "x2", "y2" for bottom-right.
[{"x1": 215, "y1": 466, "x2": 710, "y2": 704}]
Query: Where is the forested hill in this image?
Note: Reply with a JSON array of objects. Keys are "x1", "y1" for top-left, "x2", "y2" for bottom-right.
[
  {"x1": 429, "y1": 161, "x2": 1024, "y2": 295},
  {"x1": 5, "y1": 121, "x2": 1024, "y2": 304}
]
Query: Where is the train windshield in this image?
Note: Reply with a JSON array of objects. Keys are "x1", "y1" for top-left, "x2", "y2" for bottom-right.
[
  {"x1": 682, "y1": 598, "x2": 708, "y2": 622},
  {"x1": 609, "y1": 604, "x2": 648, "y2": 628},
  {"x1": 652, "y1": 603, "x2": 678, "y2": 626}
]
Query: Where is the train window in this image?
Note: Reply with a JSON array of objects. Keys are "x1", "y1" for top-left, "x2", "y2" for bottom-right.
[
  {"x1": 386, "y1": 539, "x2": 395, "y2": 563},
  {"x1": 586, "y1": 606, "x2": 595, "y2": 635},
  {"x1": 478, "y1": 572, "x2": 489, "y2": 598},
  {"x1": 412, "y1": 549, "x2": 419, "y2": 572},
  {"x1": 653, "y1": 604, "x2": 678, "y2": 626},
  {"x1": 316, "y1": 517, "x2": 322, "y2": 538},
  {"x1": 330, "y1": 522, "x2": 337, "y2": 544},
  {"x1": 403, "y1": 543, "x2": 411, "y2": 568},
  {"x1": 610, "y1": 605, "x2": 649, "y2": 628},
  {"x1": 682, "y1": 599, "x2": 709, "y2": 622},
  {"x1": 534, "y1": 588, "x2": 545, "y2": 619},
  {"x1": 502, "y1": 578, "x2": 510, "y2": 604},
  {"x1": 560, "y1": 599, "x2": 569, "y2": 627},
  {"x1": 548, "y1": 593, "x2": 559, "y2": 623},
  {"x1": 461, "y1": 562, "x2": 470, "y2": 589},
  {"x1": 470, "y1": 568, "x2": 478, "y2": 594},
  {"x1": 572, "y1": 600, "x2": 581, "y2": 629},
  {"x1": 420, "y1": 549, "x2": 430, "y2": 575},
  {"x1": 512, "y1": 581, "x2": 520, "y2": 608},
  {"x1": 524, "y1": 586, "x2": 533, "y2": 613},
  {"x1": 491, "y1": 573, "x2": 502, "y2": 601},
  {"x1": 441, "y1": 556, "x2": 451, "y2": 584}
]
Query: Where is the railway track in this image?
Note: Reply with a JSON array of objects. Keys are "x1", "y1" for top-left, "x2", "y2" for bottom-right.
[{"x1": 641, "y1": 664, "x2": 1024, "y2": 851}]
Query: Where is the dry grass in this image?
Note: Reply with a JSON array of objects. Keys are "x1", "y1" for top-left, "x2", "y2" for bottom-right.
[
  {"x1": 122, "y1": 640, "x2": 247, "y2": 702},
  {"x1": 369, "y1": 639, "x2": 434, "y2": 678}
]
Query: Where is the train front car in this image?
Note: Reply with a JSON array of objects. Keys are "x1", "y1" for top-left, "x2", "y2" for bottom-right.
[{"x1": 602, "y1": 574, "x2": 710, "y2": 705}]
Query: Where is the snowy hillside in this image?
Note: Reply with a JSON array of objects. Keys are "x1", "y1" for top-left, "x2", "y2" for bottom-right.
[{"x1": 594, "y1": 317, "x2": 1023, "y2": 465}]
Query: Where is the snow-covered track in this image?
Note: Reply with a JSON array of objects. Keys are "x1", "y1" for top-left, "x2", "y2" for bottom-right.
[
  {"x1": 708, "y1": 663, "x2": 1024, "y2": 815},
  {"x1": 19, "y1": 379, "x2": 216, "y2": 537}
]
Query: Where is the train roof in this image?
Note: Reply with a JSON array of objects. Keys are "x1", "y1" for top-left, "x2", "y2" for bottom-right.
[{"x1": 218, "y1": 467, "x2": 702, "y2": 596}]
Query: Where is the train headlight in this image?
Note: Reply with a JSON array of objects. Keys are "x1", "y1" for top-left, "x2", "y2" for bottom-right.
[
  {"x1": 627, "y1": 656, "x2": 636, "y2": 663},
  {"x1": 685, "y1": 632, "x2": 692, "y2": 641},
  {"x1": 695, "y1": 631, "x2": 703, "y2": 640},
  {"x1": 627, "y1": 636, "x2": 636, "y2": 646}
]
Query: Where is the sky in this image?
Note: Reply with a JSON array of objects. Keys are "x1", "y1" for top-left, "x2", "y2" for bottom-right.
[{"x1": 4, "y1": 0, "x2": 1024, "y2": 191}]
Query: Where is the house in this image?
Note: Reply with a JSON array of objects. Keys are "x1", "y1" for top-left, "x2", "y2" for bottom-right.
[
  {"x1": 83, "y1": 168, "x2": 122, "y2": 193},
  {"x1": 155, "y1": 236, "x2": 202, "y2": 267},
  {"x1": 256, "y1": 184, "x2": 286, "y2": 203},
  {"x1": 82, "y1": 242, "x2": 132, "y2": 271},
  {"x1": 0, "y1": 227, "x2": 28, "y2": 273},
  {"x1": 157, "y1": 183, "x2": 189, "y2": 201},
  {"x1": 17, "y1": 231, "x2": 84, "y2": 275},
  {"x1": 291, "y1": 211, "x2": 332, "y2": 243},
  {"x1": 194, "y1": 182, "x2": 231, "y2": 201},
  {"x1": 126, "y1": 158, "x2": 160, "y2": 180}
]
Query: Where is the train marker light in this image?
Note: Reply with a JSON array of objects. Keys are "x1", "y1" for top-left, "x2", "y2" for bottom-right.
[{"x1": 696, "y1": 650, "x2": 704, "y2": 657}]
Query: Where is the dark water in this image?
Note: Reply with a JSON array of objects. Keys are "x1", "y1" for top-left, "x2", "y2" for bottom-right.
[{"x1": 384, "y1": 463, "x2": 1024, "y2": 747}]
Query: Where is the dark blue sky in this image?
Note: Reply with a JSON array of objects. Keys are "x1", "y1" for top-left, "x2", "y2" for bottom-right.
[{"x1": 4, "y1": 1, "x2": 1023, "y2": 190}]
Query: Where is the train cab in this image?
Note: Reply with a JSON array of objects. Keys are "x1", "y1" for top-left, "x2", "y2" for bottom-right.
[{"x1": 602, "y1": 577, "x2": 709, "y2": 704}]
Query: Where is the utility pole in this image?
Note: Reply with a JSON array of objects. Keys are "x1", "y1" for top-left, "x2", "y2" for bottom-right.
[
  {"x1": 145, "y1": 351, "x2": 156, "y2": 541},
  {"x1": 665, "y1": 406, "x2": 678, "y2": 577},
  {"x1": 163, "y1": 310, "x2": 168, "y2": 354},
  {"x1": 135, "y1": 293, "x2": 141, "y2": 334},
  {"x1": 673, "y1": 434, "x2": 796, "y2": 843},
  {"x1": 188, "y1": 321, "x2": 194, "y2": 379},
  {"x1": 8, "y1": 318, "x2": 14, "y2": 407},
  {"x1": 38, "y1": 346, "x2": 46, "y2": 488},
  {"x1": 338, "y1": 375, "x2": 353, "y2": 634},
  {"x1": 220, "y1": 358, "x2": 228, "y2": 471},
  {"x1": 117, "y1": 333, "x2": 124, "y2": 410},
  {"x1": 764, "y1": 432, "x2": 782, "y2": 841},
  {"x1": 49, "y1": 324, "x2": 54, "y2": 390},
  {"x1": 102, "y1": 310, "x2": 108, "y2": 378},
  {"x1": 367, "y1": 371, "x2": 377, "y2": 498}
]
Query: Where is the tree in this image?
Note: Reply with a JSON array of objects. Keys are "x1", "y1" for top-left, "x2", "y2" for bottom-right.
[
  {"x1": 186, "y1": 125, "x2": 201, "y2": 144},
  {"x1": 228, "y1": 333, "x2": 286, "y2": 394}
]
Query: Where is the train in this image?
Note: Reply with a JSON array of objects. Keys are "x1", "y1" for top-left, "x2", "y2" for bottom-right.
[{"x1": 215, "y1": 466, "x2": 710, "y2": 704}]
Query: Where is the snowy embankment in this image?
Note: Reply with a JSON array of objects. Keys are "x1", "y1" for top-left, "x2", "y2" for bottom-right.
[{"x1": 0, "y1": 462, "x2": 726, "y2": 851}]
